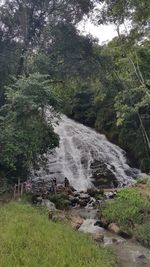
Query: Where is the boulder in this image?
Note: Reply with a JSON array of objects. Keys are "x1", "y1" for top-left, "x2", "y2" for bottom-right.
[
  {"x1": 79, "y1": 193, "x2": 90, "y2": 200},
  {"x1": 108, "y1": 223, "x2": 120, "y2": 234},
  {"x1": 92, "y1": 232, "x2": 104, "y2": 242},
  {"x1": 79, "y1": 199, "x2": 89, "y2": 207},
  {"x1": 73, "y1": 191, "x2": 80, "y2": 197},
  {"x1": 104, "y1": 191, "x2": 117, "y2": 199},
  {"x1": 103, "y1": 236, "x2": 125, "y2": 246},
  {"x1": 69, "y1": 196, "x2": 80, "y2": 207},
  {"x1": 79, "y1": 219, "x2": 104, "y2": 235},
  {"x1": 32, "y1": 195, "x2": 43, "y2": 205},
  {"x1": 41, "y1": 199, "x2": 56, "y2": 210},
  {"x1": 71, "y1": 216, "x2": 84, "y2": 230},
  {"x1": 94, "y1": 219, "x2": 109, "y2": 229}
]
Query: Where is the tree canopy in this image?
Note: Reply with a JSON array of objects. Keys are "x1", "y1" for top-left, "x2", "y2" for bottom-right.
[{"x1": 0, "y1": 0, "x2": 150, "y2": 185}]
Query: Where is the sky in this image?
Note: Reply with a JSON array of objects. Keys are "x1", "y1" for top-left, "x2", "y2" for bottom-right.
[
  {"x1": 0, "y1": 0, "x2": 119, "y2": 44},
  {"x1": 78, "y1": 20, "x2": 118, "y2": 44}
]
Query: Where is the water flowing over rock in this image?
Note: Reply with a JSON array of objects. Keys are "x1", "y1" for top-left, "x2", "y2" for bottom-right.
[{"x1": 32, "y1": 110, "x2": 142, "y2": 191}]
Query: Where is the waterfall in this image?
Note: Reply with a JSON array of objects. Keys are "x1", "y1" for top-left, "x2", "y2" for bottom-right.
[{"x1": 32, "y1": 110, "x2": 142, "y2": 191}]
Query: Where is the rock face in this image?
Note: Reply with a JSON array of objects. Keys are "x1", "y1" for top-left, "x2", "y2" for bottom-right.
[{"x1": 91, "y1": 160, "x2": 119, "y2": 188}]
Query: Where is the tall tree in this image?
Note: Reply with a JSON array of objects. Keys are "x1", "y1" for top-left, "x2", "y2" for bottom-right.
[{"x1": 0, "y1": 0, "x2": 94, "y2": 76}]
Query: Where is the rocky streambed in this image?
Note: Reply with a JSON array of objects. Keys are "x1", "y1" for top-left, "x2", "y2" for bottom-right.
[
  {"x1": 31, "y1": 185, "x2": 150, "y2": 267},
  {"x1": 70, "y1": 208, "x2": 150, "y2": 267}
]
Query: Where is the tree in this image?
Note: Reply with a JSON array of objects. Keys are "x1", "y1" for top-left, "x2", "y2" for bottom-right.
[
  {"x1": 95, "y1": 0, "x2": 150, "y2": 39},
  {"x1": 0, "y1": 73, "x2": 59, "y2": 182},
  {"x1": 0, "y1": 0, "x2": 94, "y2": 76}
]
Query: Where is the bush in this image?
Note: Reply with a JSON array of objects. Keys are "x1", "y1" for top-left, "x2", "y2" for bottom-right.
[
  {"x1": 48, "y1": 193, "x2": 70, "y2": 210},
  {"x1": 134, "y1": 222, "x2": 150, "y2": 248},
  {"x1": 101, "y1": 188, "x2": 150, "y2": 233},
  {"x1": 137, "y1": 175, "x2": 150, "y2": 188}
]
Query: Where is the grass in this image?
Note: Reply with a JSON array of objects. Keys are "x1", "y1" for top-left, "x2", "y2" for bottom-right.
[
  {"x1": 134, "y1": 221, "x2": 150, "y2": 248},
  {"x1": 0, "y1": 202, "x2": 117, "y2": 267},
  {"x1": 100, "y1": 188, "x2": 150, "y2": 247}
]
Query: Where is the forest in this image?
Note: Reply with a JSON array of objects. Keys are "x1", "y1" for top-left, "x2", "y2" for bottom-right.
[
  {"x1": 0, "y1": 1, "x2": 150, "y2": 267},
  {"x1": 0, "y1": 0, "x2": 149, "y2": 188}
]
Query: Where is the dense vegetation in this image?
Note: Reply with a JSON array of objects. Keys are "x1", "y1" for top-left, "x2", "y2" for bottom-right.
[
  {"x1": 100, "y1": 187, "x2": 150, "y2": 247},
  {"x1": 0, "y1": 0, "x2": 150, "y2": 187},
  {"x1": 0, "y1": 202, "x2": 117, "y2": 267}
]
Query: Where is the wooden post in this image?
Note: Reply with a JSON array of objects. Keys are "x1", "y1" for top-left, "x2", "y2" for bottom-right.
[
  {"x1": 21, "y1": 183, "x2": 24, "y2": 196},
  {"x1": 14, "y1": 184, "x2": 17, "y2": 199},
  {"x1": 18, "y1": 177, "x2": 20, "y2": 197}
]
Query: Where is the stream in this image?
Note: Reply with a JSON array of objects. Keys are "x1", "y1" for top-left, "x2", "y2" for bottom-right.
[
  {"x1": 71, "y1": 207, "x2": 150, "y2": 267},
  {"x1": 31, "y1": 110, "x2": 149, "y2": 267}
]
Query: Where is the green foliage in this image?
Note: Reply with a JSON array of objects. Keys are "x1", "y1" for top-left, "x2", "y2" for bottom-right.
[
  {"x1": 134, "y1": 222, "x2": 150, "y2": 248},
  {"x1": 74, "y1": 38, "x2": 150, "y2": 172},
  {"x1": 71, "y1": 86, "x2": 96, "y2": 126},
  {"x1": 0, "y1": 202, "x2": 117, "y2": 267},
  {"x1": 95, "y1": 0, "x2": 150, "y2": 40},
  {"x1": 0, "y1": 0, "x2": 150, "y2": 184},
  {"x1": 101, "y1": 188, "x2": 150, "y2": 232},
  {"x1": 137, "y1": 175, "x2": 150, "y2": 188},
  {"x1": 0, "y1": 73, "x2": 59, "y2": 179},
  {"x1": 48, "y1": 193, "x2": 70, "y2": 210}
]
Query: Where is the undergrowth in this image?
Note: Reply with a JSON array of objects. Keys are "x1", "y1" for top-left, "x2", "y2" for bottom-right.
[
  {"x1": 100, "y1": 188, "x2": 150, "y2": 247},
  {"x1": 0, "y1": 202, "x2": 117, "y2": 267}
]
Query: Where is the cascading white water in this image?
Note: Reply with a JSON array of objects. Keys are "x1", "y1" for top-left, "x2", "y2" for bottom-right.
[{"x1": 33, "y1": 110, "x2": 141, "y2": 191}]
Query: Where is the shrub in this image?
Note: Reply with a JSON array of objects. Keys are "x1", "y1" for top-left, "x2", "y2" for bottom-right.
[
  {"x1": 134, "y1": 222, "x2": 150, "y2": 248},
  {"x1": 137, "y1": 175, "x2": 150, "y2": 188},
  {"x1": 48, "y1": 193, "x2": 70, "y2": 210},
  {"x1": 101, "y1": 188, "x2": 150, "y2": 232}
]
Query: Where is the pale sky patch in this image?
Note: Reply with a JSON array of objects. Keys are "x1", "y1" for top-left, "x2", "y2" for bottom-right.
[{"x1": 78, "y1": 20, "x2": 118, "y2": 44}]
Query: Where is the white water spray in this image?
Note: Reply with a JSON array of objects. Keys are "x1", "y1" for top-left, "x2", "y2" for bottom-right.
[{"x1": 33, "y1": 111, "x2": 141, "y2": 190}]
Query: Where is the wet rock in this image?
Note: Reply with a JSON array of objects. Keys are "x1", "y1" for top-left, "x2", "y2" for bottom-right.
[
  {"x1": 104, "y1": 191, "x2": 117, "y2": 199},
  {"x1": 79, "y1": 219, "x2": 104, "y2": 235},
  {"x1": 79, "y1": 199, "x2": 89, "y2": 207},
  {"x1": 92, "y1": 232, "x2": 104, "y2": 242},
  {"x1": 136, "y1": 254, "x2": 147, "y2": 265},
  {"x1": 103, "y1": 235, "x2": 125, "y2": 246},
  {"x1": 71, "y1": 208, "x2": 98, "y2": 220},
  {"x1": 69, "y1": 195, "x2": 80, "y2": 206},
  {"x1": 87, "y1": 188, "x2": 101, "y2": 198},
  {"x1": 77, "y1": 193, "x2": 91, "y2": 207},
  {"x1": 73, "y1": 191, "x2": 80, "y2": 197},
  {"x1": 71, "y1": 216, "x2": 84, "y2": 230},
  {"x1": 108, "y1": 223, "x2": 120, "y2": 234},
  {"x1": 32, "y1": 195, "x2": 42, "y2": 205},
  {"x1": 137, "y1": 254, "x2": 146, "y2": 260},
  {"x1": 85, "y1": 197, "x2": 96, "y2": 208},
  {"x1": 90, "y1": 160, "x2": 119, "y2": 189},
  {"x1": 79, "y1": 193, "x2": 90, "y2": 200},
  {"x1": 119, "y1": 230, "x2": 132, "y2": 239},
  {"x1": 41, "y1": 199, "x2": 56, "y2": 210},
  {"x1": 94, "y1": 219, "x2": 109, "y2": 229}
]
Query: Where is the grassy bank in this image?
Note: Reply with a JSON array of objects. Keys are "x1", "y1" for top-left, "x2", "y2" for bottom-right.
[
  {"x1": 100, "y1": 187, "x2": 150, "y2": 247},
  {"x1": 0, "y1": 202, "x2": 117, "y2": 267}
]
